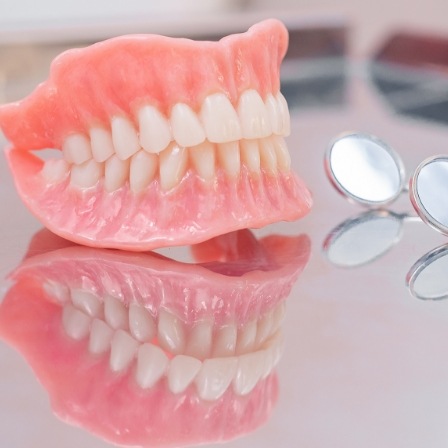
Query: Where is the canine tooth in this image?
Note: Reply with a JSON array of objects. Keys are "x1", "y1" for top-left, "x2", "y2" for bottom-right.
[
  {"x1": 130, "y1": 150, "x2": 157, "y2": 193},
  {"x1": 136, "y1": 343, "x2": 168, "y2": 389},
  {"x1": 71, "y1": 289, "x2": 102, "y2": 317},
  {"x1": 168, "y1": 355, "x2": 202, "y2": 394},
  {"x1": 104, "y1": 295, "x2": 128, "y2": 330},
  {"x1": 233, "y1": 351, "x2": 265, "y2": 395},
  {"x1": 129, "y1": 304, "x2": 156, "y2": 342},
  {"x1": 276, "y1": 92, "x2": 291, "y2": 136},
  {"x1": 240, "y1": 139, "x2": 261, "y2": 173},
  {"x1": 70, "y1": 159, "x2": 103, "y2": 188},
  {"x1": 259, "y1": 138, "x2": 278, "y2": 174},
  {"x1": 109, "y1": 330, "x2": 139, "y2": 372},
  {"x1": 111, "y1": 116, "x2": 141, "y2": 160},
  {"x1": 62, "y1": 305, "x2": 91, "y2": 340},
  {"x1": 238, "y1": 90, "x2": 271, "y2": 139},
  {"x1": 62, "y1": 133, "x2": 92, "y2": 165},
  {"x1": 89, "y1": 318, "x2": 114, "y2": 355},
  {"x1": 236, "y1": 320, "x2": 257, "y2": 355},
  {"x1": 200, "y1": 93, "x2": 242, "y2": 143},
  {"x1": 42, "y1": 159, "x2": 70, "y2": 183},
  {"x1": 212, "y1": 324, "x2": 237, "y2": 357},
  {"x1": 185, "y1": 320, "x2": 213, "y2": 359},
  {"x1": 90, "y1": 127, "x2": 115, "y2": 162},
  {"x1": 189, "y1": 141, "x2": 215, "y2": 181},
  {"x1": 158, "y1": 309, "x2": 185, "y2": 354},
  {"x1": 138, "y1": 105, "x2": 172, "y2": 153},
  {"x1": 217, "y1": 141, "x2": 240, "y2": 177},
  {"x1": 43, "y1": 281, "x2": 70, "y2": 303},
  {"x1": 159, "y1": 143, "x2": 188, "y2": 191},
  {"x1": 104, "y1": 155, "x2": 129, "y2": 192},
  {"x1": 273, "y1": 136, "x2": 291, "y2": 172},
  {"x1": 265, "y1": 93, "x2": 282, "y2": 135},
  {"x1": 171, "y1": 103, "x2": 205, "y2": 147},
  {"x1": 195, "y1": 357, "x2": 238, "y2": 401}
]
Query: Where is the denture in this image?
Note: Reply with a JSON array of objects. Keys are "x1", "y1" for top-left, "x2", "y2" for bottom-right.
[
  {"x1": 0, "y1": 20, "x2": 312, "y2": 250},
  {"x1": 0, "y1": 229, "x2": 310, "y2": 447}
]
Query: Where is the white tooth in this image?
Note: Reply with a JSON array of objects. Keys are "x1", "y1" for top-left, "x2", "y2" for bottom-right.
[
  {"x1": 138, "y1": 105, "x2": 172, "y2": 154},
  {"x1": 276, "y1": 92, "x2": 291, "y2": 136},
  {"x1": 240, "y1": 139, "x2": 261, "y2": 174},
  {"x1": 42, "y1": 159, "x2": 70, "y2": 183},
  {"x1": 273, "y1": 136, "x2": 291, "y2": 172},
  {"x1": 130, "y1": 150, "x2": 157, "y2": 193},
  {"x1": 189, "y1": 141, "x2": 215, "y2": 181},
  {"x1": 171, "y1": 103, "x2": 205, "y2": 147},
  {"x1": 260, "y1": 348, "x2": 274, "y2": 379},
  {"x1": 62, "y1": 305, "x2": 91, "y2": 340},
  {"x1": 89, "y1": 318, "x2": 114, "y2": 355},
  {"x1": 271, "y1": 302, "x2": 286, "y2": 334},
  {"x1": 255, "y1": 311, "x2": 274, "y2": 347},
  {"x1": 90, "y1": 127, "x2": 115, "y2": 162},
  {"x1": 157, "y1": 309, "x2": 185, "y2": 354},
  {"x1": 265, "y1": 93, "x2": 282, "y2": 135},
  {"x1": 111, "y1": 116, "x2": 141, "y2": 160},
  {"x1": 235, "y1": 320, "x2": 257, "y2": 355},
  {"x1": 70, "y1": 159, "x2": 103, "y2": 188},
  {"x1": 109, "y1": 329, "x2": 139, "y2": 372},
  {"x1": 159, "y1": 143, "x2": 188, "y2": 191},
  {"x1": 104, "y1": 155, "x2": 129, "y2": 192},
  {"x1": 195, "y1": 357, "x2": 238, "y2": 401},
  {"x1": 237, "y1": 90, "x2": 272, "y2": 139},
  {"x1": 212, "y1": 324, "x2": 237, "y2": 357},
  {"x1": 71, "y1": 289, "x2": 102, "y2": 317},
  {"x1": 270, "y1": 332, "x2": 285, "y2": 367},
  {"x1": 200, "y1": 93, "x2": 242, "y2": 143},
  {"x1": 62, "y1": 133, "x2": 92, "y2": 165},
  {"x1": 129, "y1": 303, "x2": 156, "y2": 342},
  {"x1": 259, "y1": 138, "x2": 278, "y2": 175},
  {"x1": 168, "y1": 355, "x2": 202, "y2": 394},
  {"x1": 217, "y1": 141, "x2": 240, "y2": 177},
  {"x1": 104, "y1": 295, "x2": 129, "y2": 330},
  {"x1": 136, "y1": 343, "x2": 168, "y2": 389},
  {"x1": 233, "y1": 351, "x2": 266, "y2": 395},
  {"x1": 185, "y1": 320, "x2": 213, "y2": 359},
  {"x1": 43, "y1": 281, "x2": 70, "y2": 303}
]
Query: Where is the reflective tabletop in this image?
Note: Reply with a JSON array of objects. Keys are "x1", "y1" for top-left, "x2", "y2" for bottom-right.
[{"x1": 3, "y1": 24, "x2": 448, "y2": 448}]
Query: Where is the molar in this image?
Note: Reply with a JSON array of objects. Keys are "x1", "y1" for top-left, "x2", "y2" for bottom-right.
[
  {"x1": 138, "y1": 105, "x2": 172, "y2": 154},
  {"x1": 276, "y1": 92, "x2": 290, "y2": 136},
  {"x1": 273, "y1": 136, "x2": 291, "y2": 172},
  {"x1": 111, "y1": 116, "x2": 141, "y2": 160},
  {"x1": 170, "y1": 103, "x2": 205, "y2": 147},
  {"x1": 159, "y1": 143, "x2": 188, "y2": 191},
  {"x1": 109, "y1": 329, "x2": 139, "y2": 372},
  {"x1": 43, "y1": 281, "x2": 70, "y2": 303},
  {"x1": 70, "y1": 159, "x2": 103, "y2": 188},
  {"x1": 129, "y1": 150, "x2": 158, "y2": 193},
  {"x1": 42, "y1": 159, "x2": 70, "y2": 183},
  {"x1": 71, "y1": 288, "x2": 102, "y2": 318},
  {"x1": 237, "y1": 90, "x2": 271, "y2": 139},
  {"x1": 104, "y1": 295, "x2": 129, "y2": 330},
  {"x1": 62, "y1": 304, "x2": 91, "y2": 340},
  {"x1": 90, "y1": 127, "x2": 115, "y2": 162},
  {"x1": 89, "y1": 318, "x2": 114, "y2": 355},
  {"x1": 62, "y1": 133, "x2": 92, "y2": 165},
  {"x1": 104, "y1": 155, "x2": 130, "y2": 192},
  {"x1": 189, "y1": 141, "x2": 215, "y2": 181},
  {"x1": 128, "y1": 303, "x2": 156, "y2": 342},
  {"x1": 259, "y1": 138, "x2": 278, "y2": 175},
  {"x1": 136, "y1": 343, "x2": 169, "y2": 389}
]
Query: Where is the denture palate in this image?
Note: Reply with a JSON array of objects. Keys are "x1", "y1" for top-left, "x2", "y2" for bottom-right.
[
  {"x1": 44, "y1": 90, "x2": 291, "y2": 192},
  {"x1": 51, "y1": 282, "x2": 285, "y2": 401}
]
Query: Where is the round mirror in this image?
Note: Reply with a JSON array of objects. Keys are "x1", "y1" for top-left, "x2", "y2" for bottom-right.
[
  {"x1": 407, "y1": 244, "x2": 448, "y2": 300},
  {"x1": 325, "y1": 133, "x2": 405, "y2": 206},
  {"x1": 323, "y1": 210, "x2": 403, "y2": 267},
  {"x1": 410, "y1": 156, "x2": 448, "y2": 236}
]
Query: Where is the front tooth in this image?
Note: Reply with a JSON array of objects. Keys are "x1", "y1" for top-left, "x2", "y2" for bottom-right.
[
  {"x1": 233, "y1": 351, "x2": 265, "y2": 395},
  {"x1": 136, "y1": 343, "x2": 168, "y2": 389},
  {"x1": 240, "y1": 139, "x2": 261, "y2": 174},
  {"x1": 42, "y1": 159, "x2": 70, "y2": 183},
  {"x1": 259, "y1": 138, "x2": 278, "y2": 175},
  {"x1": 130, "y1": 150, "x2": 157, "y2": 193},
  {"x1": 111, "y1": 116, "x2": 141, "y2": 160},
  {"x1": 185, "y1": 320, "x2": 213, "y2": 359},
  {"x1": 157, "y1": 309, "x2": 185, "y2": 354},
  {"x1": 71, "y1": 289, "x2": 102, "y2": 317},
  {"x1": 273, "y1": 136, "x2": 291, "y2": 172},
  {"x1": 104, "y1": 295, "x2": 128, "y2": 330},
  {"x1": 265, "y1": 93, "x2": 282, "y2": 135},
  {"x1": 195, "y1": 357, "x2": 238, "y2": 401},
  {"x1": 109, "y1": 329, "x2": 139, "y2": 372},
  {"x1": 171, "y1": 103, "x2": 205, "y2": 147},
  {"x1": 237, "y1": 90, "x2": 272, "y2": 139},
  {"x1": 168, "y1": 355, "x2": 202, "y2": 394},
  {"x1": 200, "y1": 93, "x2": 242, "y2": 143},
  {"x1": 129, "y1": 303, "x2": 156, "y2": 342},
  {"x1": 159, "y1": 143, "x2": 188, "y2": 191},
  {"x1": 90, "y1": 127, "x2": 115, "y2": 162},
  {"x1": 212, "y1": 324, "x2": 237, "y2": 357},
  {"x1": 62, "y1": 133, "x2": 92, "y2": 165},
  {"x1": 104, "y1": 155, "x2": 130, "y2": 192},
  {"x1": 217, "y1": 141, "x2": 240, "y2": 177},
  {"x1": 43, "y1": 281, "x2": 70, "y2": 303},
  {"x1": 235, "y1": 320, "x2": 257, "y2": 355},
  {"x1": 138, "y1": 105, "x2": 172, "y2": 153},
  {"x1": 276, "y1": 92, "x2": 291, "y2": 136},
  {"x1": 89, "y1": 318, "x2": 114, "y2": 355},
  {"x1": 70, "y1": 159, "x2": 103, "y2": 188},
  {"x1": 62, "y1": 305, "x2": 91, "y2": 340},
  {"x1": 189, "y1": 141, "x2": 215, "y2": 181}
]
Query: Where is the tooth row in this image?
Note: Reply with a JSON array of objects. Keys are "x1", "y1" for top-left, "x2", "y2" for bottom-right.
[{"x1": 43, "y1": 136, "x2": 291, "y2": 191}]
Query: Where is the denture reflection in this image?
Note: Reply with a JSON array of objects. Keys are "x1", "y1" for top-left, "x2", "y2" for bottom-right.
[{"x1": 0, "y1": 228, "x2": 310, "y2": 448}]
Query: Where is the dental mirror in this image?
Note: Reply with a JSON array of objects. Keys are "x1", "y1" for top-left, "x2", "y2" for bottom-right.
[
  {"x1": 407, "y1": 244, "x2": 448, "y2": 300},
  {"x1": 325, "y1": 133, "x2": 406, "y2": 207}
]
